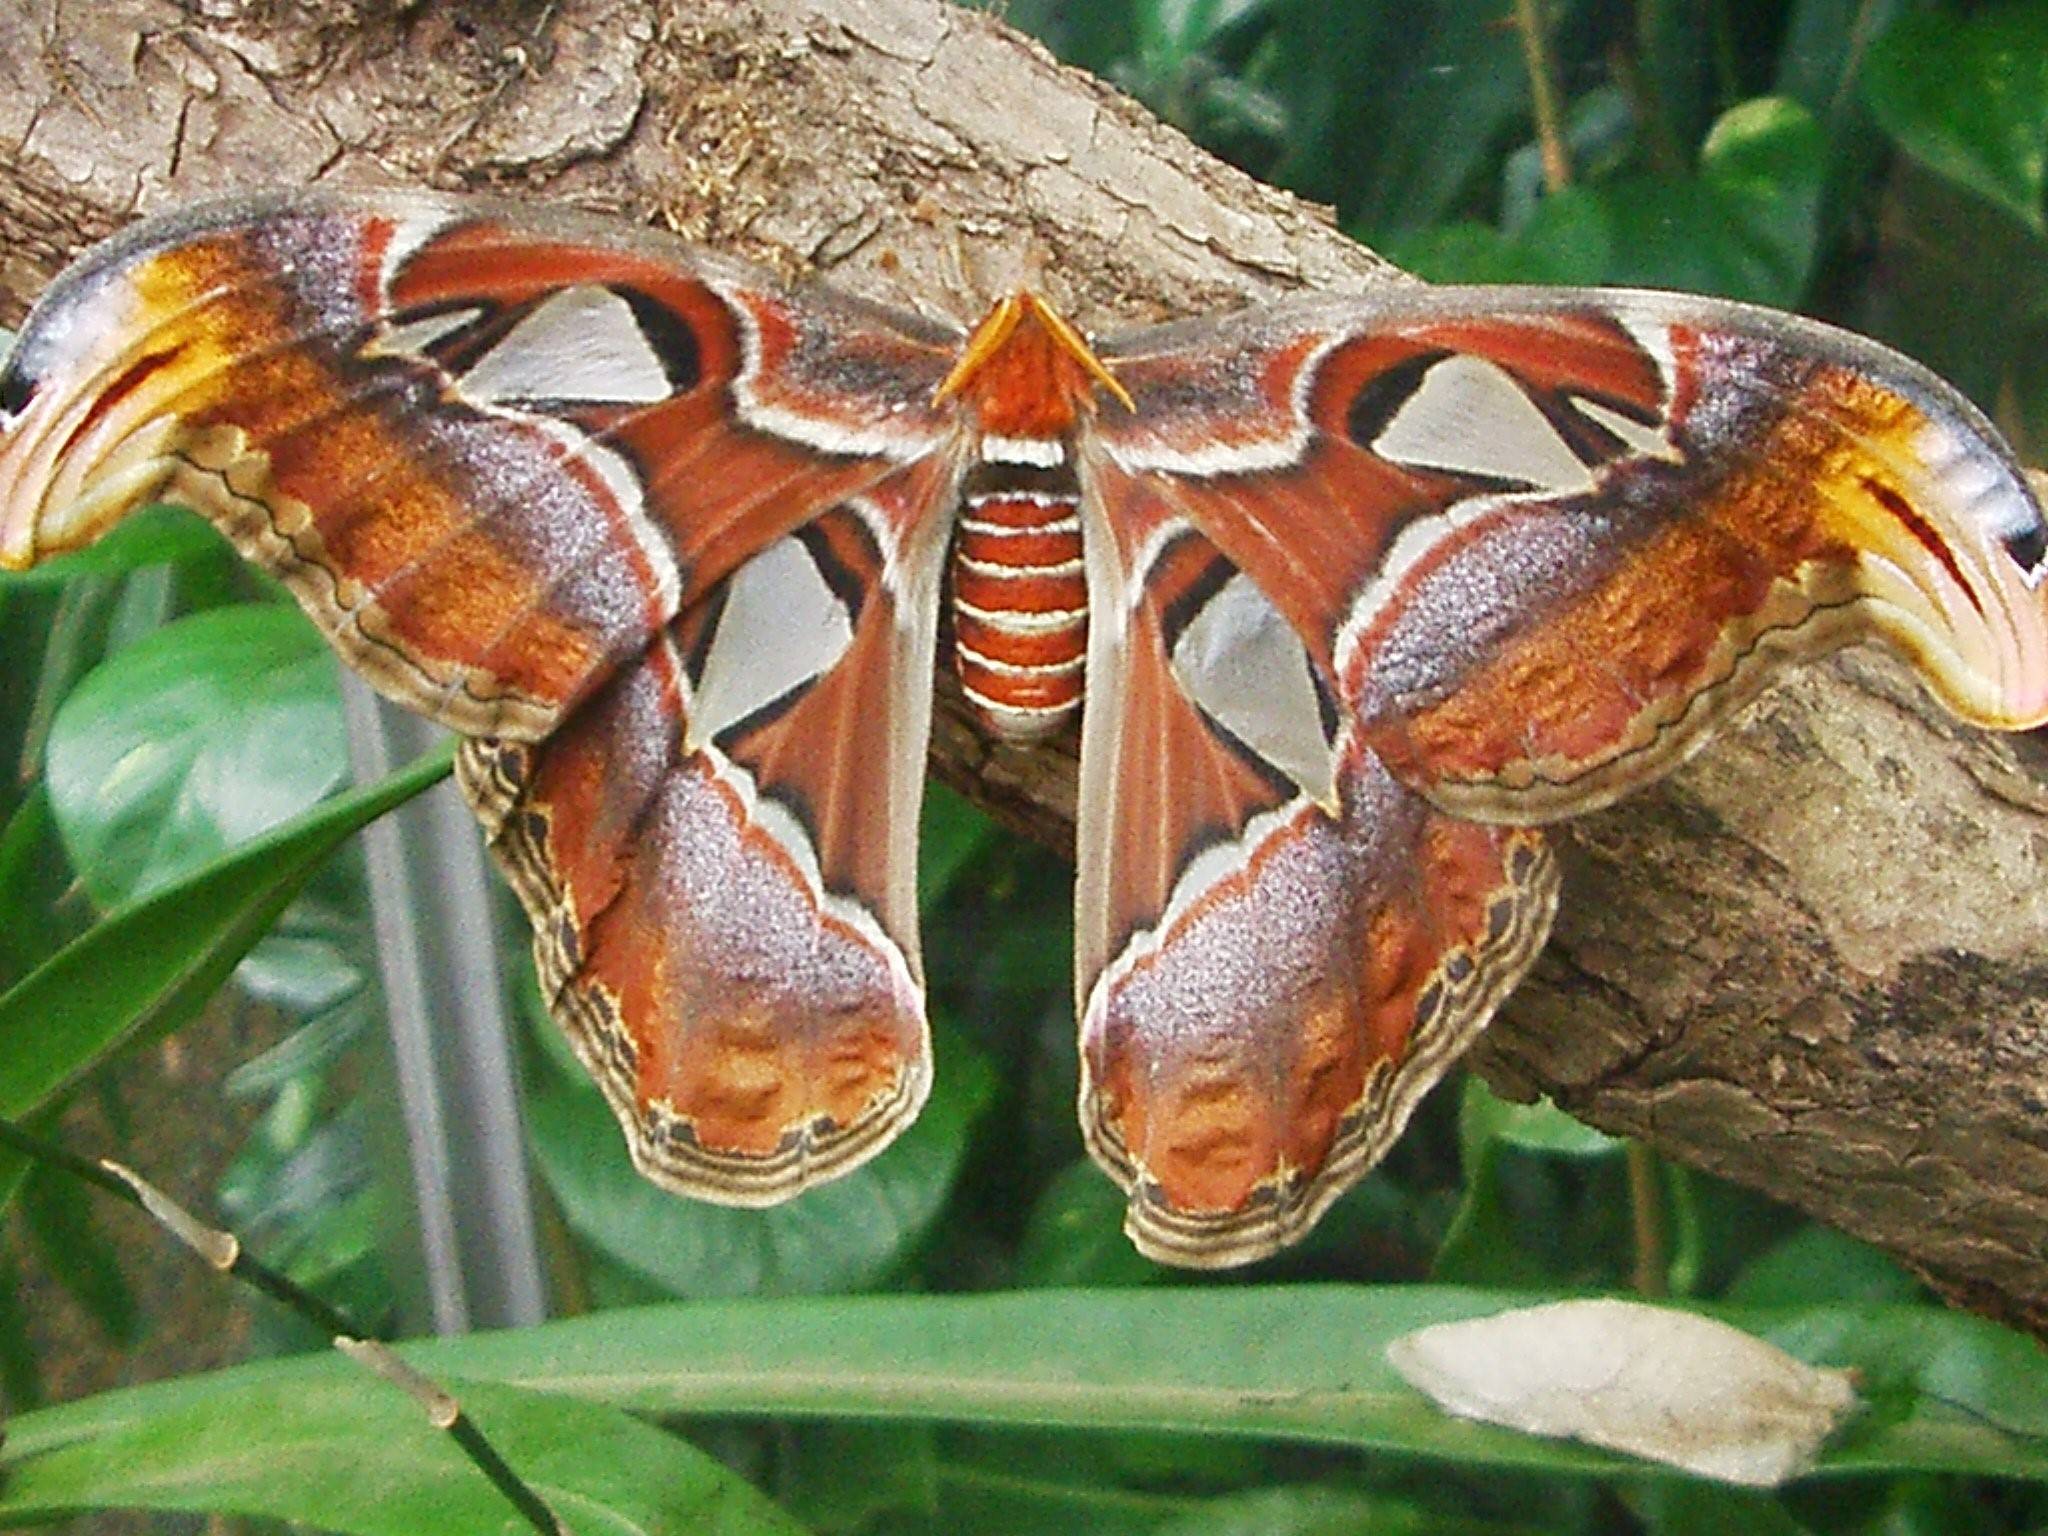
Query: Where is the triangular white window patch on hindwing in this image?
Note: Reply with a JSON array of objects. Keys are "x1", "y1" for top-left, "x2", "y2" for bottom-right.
[
  {"x1": 1372, "y1": 355, "x2": 1597, "y2": 494},
  {"x1": 689, "y1": 534, "x2": 857, "y2": 747},
  {"x1": 1169, "y1": 571, "x2": 1338, "y2": 808},
  {"x1": 460, "y1": 285, "x2": 676, "y2": 406}
]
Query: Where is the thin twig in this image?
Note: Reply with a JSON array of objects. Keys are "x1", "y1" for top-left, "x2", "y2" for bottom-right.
[
  {"x1": 337, "y1": 1338, "x2": 570, "y2": 1536},
  {"x1": 0, "y1": 1115, "x2": 363, "y2": 1338},
  {"x1": 1512, "y1": 0, "x2": 1572, "y2": 193},
  {"x1": 1626, "y1": 1140, "x2": 1668, "y2": 1297},
  {"x1": 0, "y1": 1115, "x2": 565, "y2": 1535}
]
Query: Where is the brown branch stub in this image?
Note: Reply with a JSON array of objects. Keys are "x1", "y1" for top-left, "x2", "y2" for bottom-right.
[{"x1": 1, "y1": 0, "x2": 2044, "y2": 1334}]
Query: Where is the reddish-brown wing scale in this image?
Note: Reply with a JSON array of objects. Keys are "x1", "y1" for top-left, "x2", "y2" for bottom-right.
[
  {"x1": 4, "y1": 192, "x2": 2045, "y2": 1266},
  {"x1": 0, "y1": 192, "x2": 962, "y2": 1204},
  {"x1": 1079, "y1": 293, "x2": 2048, "y2": 1261}
]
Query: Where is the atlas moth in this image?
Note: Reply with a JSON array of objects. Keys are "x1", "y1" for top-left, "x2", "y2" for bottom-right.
[{"x1": 2, "y1": 191, "x2": 2043, "y2": 1268}]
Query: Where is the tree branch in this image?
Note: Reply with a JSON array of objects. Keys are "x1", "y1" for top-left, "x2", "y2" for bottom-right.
[{"x1": 2, "y1": 0, "x2": 2043, "y2": 1334}]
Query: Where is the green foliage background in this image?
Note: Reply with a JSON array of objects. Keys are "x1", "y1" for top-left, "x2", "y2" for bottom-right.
[{"x1": 4, "y1": 1, "x2": 2048, "y2": 1532}]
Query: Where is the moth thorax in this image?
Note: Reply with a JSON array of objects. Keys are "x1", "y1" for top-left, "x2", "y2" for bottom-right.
[{"x1": 950, "y1": 457, "x2": 1087, "y2": 741}]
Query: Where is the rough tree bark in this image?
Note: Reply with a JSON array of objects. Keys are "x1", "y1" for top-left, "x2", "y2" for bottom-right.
[{"x1": 2, "y1": 0, "x2": 2043, "y2": 1334}]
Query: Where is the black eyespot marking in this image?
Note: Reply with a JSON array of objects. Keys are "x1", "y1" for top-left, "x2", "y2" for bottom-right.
[
  {"x1": 0, "y1": 357, "x2": 36, "y2": 417},
  {"x1": 615, "y1": 286, "x2": 702, "y2": 393},
  {"x1": 2005, "y1": 521, "x2": 2047, "y2": 574}
]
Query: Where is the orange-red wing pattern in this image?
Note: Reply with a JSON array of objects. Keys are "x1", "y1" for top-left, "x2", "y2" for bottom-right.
[
  {"x1": 1067, "y1": 473, "x2": 1558, "y2": 1263},
  {"x1": 0, "y1": 191, "x2": 962, "y2": 1205},
  {"x1": 460, "y1": 461, "x2": 958, "y2": 1198},
  {"x1": 1097, "y1": 293, "x2": 2048, "y2": 823},
  {"x1": 6, "y1": 192, "x2": 2048, "y2": 1265},
  {"x1": 0, "y1": 192, "x2": 957, "y2": 738}
]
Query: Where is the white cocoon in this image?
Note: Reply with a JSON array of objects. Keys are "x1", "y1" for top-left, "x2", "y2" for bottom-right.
[{"x1": 1386, "y1": 1299, "x2": 1859, "y2": 1486}]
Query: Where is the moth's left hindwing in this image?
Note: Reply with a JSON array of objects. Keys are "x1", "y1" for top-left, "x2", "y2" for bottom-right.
[
  {"x1": 1075, "y1": 289, "x2": 2048, "y2": 1263},
  {"x1": 0, "y1": 192, "x2": 966, "y2": 1200}
]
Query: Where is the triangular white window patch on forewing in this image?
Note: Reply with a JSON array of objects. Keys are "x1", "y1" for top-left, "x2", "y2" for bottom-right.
[
  {"x1": 1572, "y1": 395, "x2": 1673, "y2": 458},
  {"x1": 461, "y1": 285, "x2": 675, "y2": 405},
  {"x1": 1372, "y1": 355, "x2": 1597, "y2": 493},
  {"x1": 1170, "y1": 571, "x2": 1337, "y2": 808},
  {"x1": 690, "y1": 535, "x2": 855, "y2": 747},
  {"x1": 364, "y1": 306, "x2": 486, "y2": 362}
]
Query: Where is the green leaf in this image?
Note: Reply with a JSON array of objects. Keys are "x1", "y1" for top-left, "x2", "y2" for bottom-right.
[
  {"x1": 1390, "y1": 97, "x2": 1828, "y2": 305},
  {"x1": 929, "y1": 1454, "x2": 1198, "y2": 1536},
  {"x1": 0, "y1": 1369, "x2": 807, "y2": 1535},
  {"x1": 1729, "y1": 1225, "x2": 1922, "y2": 1308},
  {"x1": 1432, "y1": 1079, "x2": 1581, "y2": 1288},
  {"x1": 0, "y1": 784, "x2": 84, "y2": 988},
  {"x1": 1585, "y1": 95, "x2": 1828, "y2": 304},
  {"x1": 1153, "y1": 1485, "x2": 1555, "y2": 1536},
  {"x1": 0, "y1": 504, "x2": 225, "y2": 588},
  {"x1": 1864, "y1": 4, "x2": 2048, "y2": 233},
  {"x1": 527, "y1": 1026, "x2": 997, "y2": 1297},
  {"x1": 920, "y1": 781, "x2": 1003, "y2": 912},
  {"x1": 13, "y1": 1289, "x2": 2042, "y2": 1486},
  {"x1": 1013, "y1": 1160, "x2": 1165, "y2": 1288},
  {"x1": 1775, "y1": 0, "x2": 1910, "y2": 120},
  {"x1": 19, "y1": 1163, "x2": 138, "y2": 1345},
  {"x1": 0, "y1": 742, "x2": 451, "y2": 1121},
  {"x1": 1461, "y1": 1079, "x2": 1619, "y2": 1161},
  {"x1": 47, "y1": 604, "x2": 346, "y2": 907},
  {"x1": 1617, "y1": 1480, "x2": 1815, "y2": 1536},
  {"x1": 1275, "y1": 0, "x2": 1534, "y2": 237},
  {"x1": 778, "y1": 1421, "x2": 940, "y2": 1534}
]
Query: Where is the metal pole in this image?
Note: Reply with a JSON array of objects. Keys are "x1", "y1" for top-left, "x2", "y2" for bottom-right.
[{"x1": 342, "y1": 676, "x2": 547, "y2": 1333}]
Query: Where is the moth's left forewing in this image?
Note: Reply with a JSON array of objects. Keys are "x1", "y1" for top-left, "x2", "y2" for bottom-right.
[{"x1": 1096, "y1": 290, "x2": 2048, "y2": 824}]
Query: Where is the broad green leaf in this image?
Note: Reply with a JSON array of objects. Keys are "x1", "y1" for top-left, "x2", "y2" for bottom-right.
[
  {"x1": 920, "y1": 781, "x2": 1003, "y2": 912},
  {"x1": 1864, "y1": 4, "x2": 2048, "y2": 232},
  {"x1": 1153, "y1": 1485, "x2": 1555, "y2": 1536},
  {"x1": 0, "y1": 784, "x2": 83, "y2": 989},
  {"x1": 1461, "y1": 1079, "x2": 1619, "y2": 1161},
  {"x1": 1432, "y1": 1090, "x2": 1560, "y2": 1289},
  {"x1": 1013, "y1": 1159, "x2": 1164, "y2": 1288},
  {"x1": 0, "y1": 742, "x2": 451, "y2": 1120},
  {"x1": 1392, "y1": 97, "x2": 1827, "y2": 305},
  {"x1": 928, "y1": 1457, "x2": 1200, "y2": 1536},
  {"x1": 19, "y1": 1165, "x2": 138, "y2": 1346},
  {"x1": 1776, "y1": 0, "x2": 1909, "y2": 119},
  {"x1": 778, "y1": 1421, "x2": 940, "y2": 1534},
  {"x1": 13, "y1": 1289, "x2": 2044, "y2": 1484},
  {"x1": 1617, "y1": 1480, "x2": 1814, "y2": 1536},
  {"x1": 47, "y1": 603, "x2": 346, "y2": 907},
  {"x1": 0, "y1": 1246, "x2": 43, "y2": 1412},
  {"x1": 526, "y1": 1027, "x2": 997, "y2": 1297},
  {"x1": 0, "y1": 1370, "x2": 806, "y2": 1535},
  {"x1": 1285, "y1": 1, "x2": 1534, "y2": 237},
  {"x1": 1729, "y1": 1225, "x2": 1921, "y2": 1308},
  {"x1": 929, "y1": 1467, "x2": 1565, "y2": 1536},
  {"x1": 0, "y1": 504, "x2": 226, "y2": 588}
]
